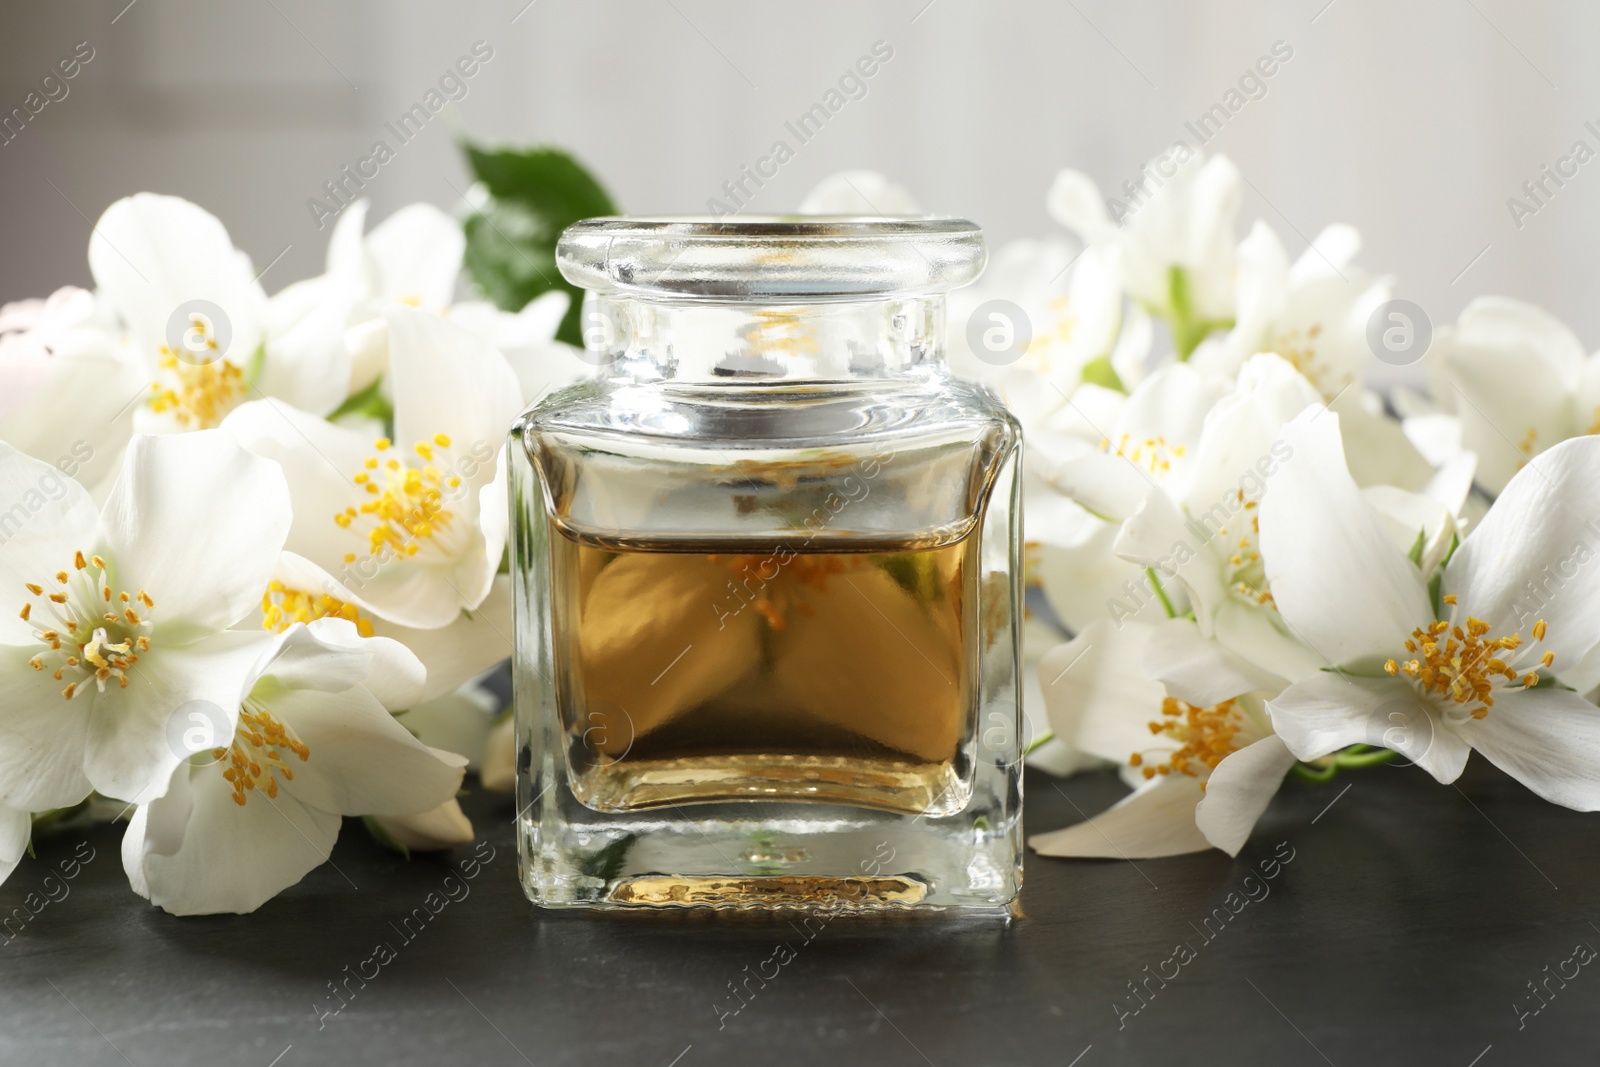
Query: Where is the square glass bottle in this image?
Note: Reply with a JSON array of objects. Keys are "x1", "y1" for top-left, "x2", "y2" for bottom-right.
[{"x1": 509, "y1": 217, "x2": 1022, "y2": 911}]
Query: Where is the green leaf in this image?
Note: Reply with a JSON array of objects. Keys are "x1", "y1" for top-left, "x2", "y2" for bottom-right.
[
  {"x1": 1080, "y1": 354, "x2": 1125, "y2": 392},
  {"x1": 327, "y1": 375, "x2": 394, "y2": 430},
  {"x1": 459, "y1": 142, "x2": 619, "y2": 346}
]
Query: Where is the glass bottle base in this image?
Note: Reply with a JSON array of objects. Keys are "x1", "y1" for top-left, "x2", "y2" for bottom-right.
[{"x1": 519, "y1": 804, "x2": 1020, "y2": 913}]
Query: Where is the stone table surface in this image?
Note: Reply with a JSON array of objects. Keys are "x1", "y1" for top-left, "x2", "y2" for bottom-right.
[{"x1": 3, "y1": 759, "x2": 1597, "y2": 1067}]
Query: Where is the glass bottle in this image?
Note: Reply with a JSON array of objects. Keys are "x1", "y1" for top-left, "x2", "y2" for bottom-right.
[{"x1": 509, "y1": 217, "x2": 1022, "y2": 911}]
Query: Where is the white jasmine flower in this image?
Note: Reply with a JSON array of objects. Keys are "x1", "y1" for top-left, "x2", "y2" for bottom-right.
[
  {"x1": 1191, "y1": 222, "x2": 1384, "y2": 397},
  {"x1": 1190, "y1": 220, "x2": 1435, "y2": 491},
  {"x1": 1029, "y1": 618, "x2": 1293, "y2": 858},
  {"x1": 121, "y1": 619, "x2": 467, "y2": 915},
  {"x1": 0, "y1": 432, "x2": 289, "y2": 808},
  {"x1": 0, "y1": 287, "x2": 144, "y2": 493},
  {"x1": 948, "y1": 241, "x2": 1142, "y2": 399},
  {"x1": 1032, "y1": 361, "x2": 1232, "y2": 632},
  {"x1": 1049, "y1": 150, "x2": 1240, "y2": 355},
  {"x1": 1105, "y1": 354, "x2": 1332, "y2": 682},
  {"x1": 223, "y1": 306, "x2": 522, "y2": 629},
  {"x1": 1260, "y1": 410, "x2": 1600, "y2": 806},
  {"x1": 1429, "y1": 296, "x2": 1600, "y2": 494},
  {"x1": 89, "y1": 195, "x2": 273, "y2": 431}
]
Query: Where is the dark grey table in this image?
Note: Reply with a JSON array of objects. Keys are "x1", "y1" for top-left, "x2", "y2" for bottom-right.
[{"x1": 3, "y1": 759, "x2": 1595, "y2": 1066}]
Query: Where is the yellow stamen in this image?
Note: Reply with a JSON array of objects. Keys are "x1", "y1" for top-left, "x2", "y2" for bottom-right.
[
  {"x1": 260, "y1": 583, "x2": 375, "y2": 639},
  {"x1": 1129, "y1": 696, "x2": 1244, "y2": 779},
  {"x1": 219, "y1": 702, "x2": 311, "y2": 807}
]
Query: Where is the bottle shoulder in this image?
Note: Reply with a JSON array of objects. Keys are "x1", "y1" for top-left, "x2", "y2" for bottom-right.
[
  {"x1": 512, "y1": 374, "x2": 1019, "y2": 453},
  {"x1": 511, "y1": 375, "x2": 1020, "y2": 548}
]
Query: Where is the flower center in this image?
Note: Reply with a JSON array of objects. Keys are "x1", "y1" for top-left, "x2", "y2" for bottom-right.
[
  {"x1": 1130, "y1": 696, "x2": 1243, "y2": 780},
  {"x1": 1214, "y1": 492, "x2": 1273, "y2": 606},
  {"x1": 1022, "y1": 295, "x2": 1079, "y2": 369},
  {"x1": 1272, "y1": 323, "x2": 1349, "y2": 399},
  {"x1": 334, "y1": 435, "x2": 464, "y2": 566},
  {"x1": 148, "y1": 322, "x2": 247, "y2": 428},
  {"x1": 20, "y1": 551, "x2": 155, "y2": 699},
  {"x1": 260, "y1": 580, "x2": 374, "y2": 637},
  {"x1": 215, "y1": 700, "x2": 310, "y2": 806},
  {"x1": 1102, "y1": 433, "x2": 1186, "y2": 475},
  {"x1": 1383, "y1": 596, "x2": 1552, "y2": 719}
]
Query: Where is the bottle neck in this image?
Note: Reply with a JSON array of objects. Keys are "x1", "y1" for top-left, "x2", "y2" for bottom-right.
[{"x1": 582, "y1": 294, "x2": 949, "y2": 383}]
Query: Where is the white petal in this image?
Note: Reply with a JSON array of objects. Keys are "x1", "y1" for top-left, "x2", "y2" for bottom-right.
[
  {"x1": 387, "y1": 306, "x2": 524, "y2": 467},
  {"x1": 1212, "y1": 598, "x2": 1326, "y2": 687},
  {"x1": 255, "y1": 618, "x2": 425, "y2": 711},
  {"x1": 323, "y1": 199, "x2": 373, "y2": 279},
  {"x1": 88, "y1": 193, "x2": 267, "y2": 366},
  {"x1": 1194, "y1": 735, "x2": 1296, "y2": 856},
  {"x1": 1114, "y1": 489, "x2": 1227, "y2": 633},
  {"x1": 259, "y1": 273, "x2": 358, "y2": 416},
  {"x1": 1267, "y1": 672, "x2": 1471, "y2": 783},
  {"x1": 1046, "y1": 169, "x2": 1115, "y2": 243},
  {"x1": 1332, "y1": 391, "x2": 1434, "y2": 492},
  {"x1": 1144, "y1": 618, "x2": 1279, "y2": 707},
  {"x1": 1033, "y1": 516, "x2": 1178, "y2": 632},
  {"x1": 1038, "y1": 621, "x2": 1167, "y2": 765},
  {"x1": 1452, "y1": 686, "x2": 1600, "y2": 810},
  {"x1": 1289, "y1": 224, "x2": 1361, "y2": 285},
  {"x1": 396, "y1": 684, "x2": 499, "y2": 768},
  {"x1": 1423, "y1": 449, "x2": 1478, "y2": 520},
  {"x1": 0, "y1": 804, "x2": 29, "y2": 884},
  {"x1": 372, "y1": 798, "x2": 475, "y2": 852},
  {"x1": 1029, "y1": 774, "x2": 1212, "y2": 858},
  {"x1": 366, "y1": 203, "x2": 464, "y2": 309},
  {"x1": 1190, "y1": 221, "x2": 1288, "y2": 380},
  {"x1": 1364, "y1": 484, "x2": 1454, "y2": 570},
  {"x1": 271, "y1": 686, "x2": 466, "y2": 817},
  {"x1": 84, "y1": 629, "x2": 271, "y2": 803},
  {"x1": 0, "y1": 648, "x2": 93, "y2": 809},
  {"x1": 1181, "y1": 352, "x2": 1321, "y2": 514},
  {"x1": 1047, "y1": 453, "x2": 1149, "y2": 520},
  {"x1": 0, "y1": 441, "x2": 100, "y2": 645},
  {"x1": 1115, "y1": 360, "x2": 1230, "y2": 472},
  {"x1": 125, "y1": 760, "x2": 342, "y2": 915},
  {"x1": 1446, "y1": 434, "x2": 1600, "y2": 672},
  {"x1": 221, "y1": 399, "x2": 372, "y2": 577},
  {"x1": 0, "y1": 326, "x2": 142, "y2": 496},
  {"x1": 1259, "y1": 409, "x2": 1432, "y2": 664},
  {"x1": 375, "y1": 575, "x2": 513, "y2": 704},
  {"x1": 1180, "y1": 154, "x2": 1243, "y2": 321},
  {"x1": 99, "y1": 431, "x2": 291, "y2": 633},
  {"x1": 269, "y1": 550, "x2": 498, "y2": 704},
  {"x1": 1438, "y1": 297, "x2": 1583, "y2": 493},
  {"x1": 479, "y1": 714, "x2": 515, "y2": 793}
]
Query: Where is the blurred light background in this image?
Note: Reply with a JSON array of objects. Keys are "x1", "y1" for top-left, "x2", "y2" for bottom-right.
[{"x1": 0, "y1": 0, "x2": 1590, "y2": 361}]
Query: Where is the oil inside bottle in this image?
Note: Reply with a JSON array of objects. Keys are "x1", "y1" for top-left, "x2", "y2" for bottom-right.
[{"x1": 552, "y1": 527, "x2": 975, "y2": 816}]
